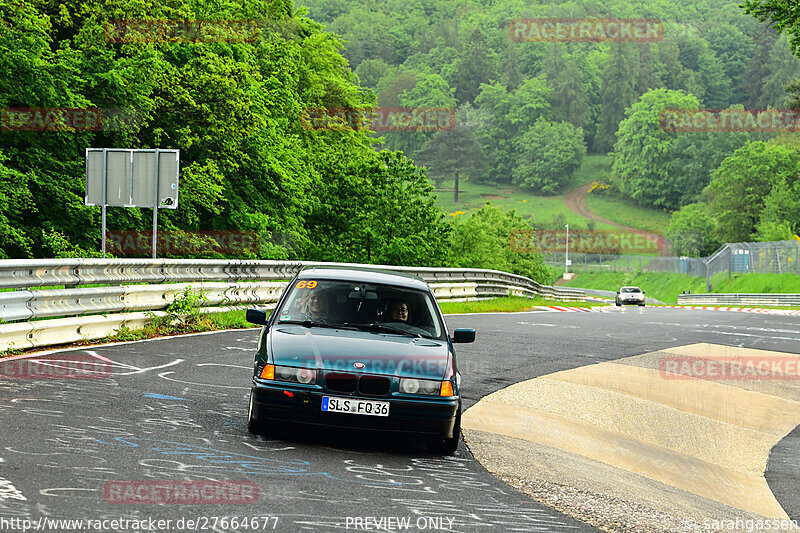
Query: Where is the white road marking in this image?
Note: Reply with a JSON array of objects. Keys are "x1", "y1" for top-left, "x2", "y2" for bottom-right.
[
  {"x1": 197, "y1": 363, "x2": 252, "y2": 370},
  {"x1": 0, "y1": 476, "x2": 26, "y2": 501}
]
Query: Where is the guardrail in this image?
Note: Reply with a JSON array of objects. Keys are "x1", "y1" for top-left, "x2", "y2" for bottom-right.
[
  {"x1": 0, "y1": 259, "x2": 584, "y2": 352},
  {"x1": 677, "y1": 293, "x2": 800, "y2": 307}
]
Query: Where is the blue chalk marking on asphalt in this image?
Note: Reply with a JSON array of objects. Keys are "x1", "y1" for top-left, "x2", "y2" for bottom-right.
[
  {"x1": 93, "y1": 436, "x2": 403, "y2": 485},
  {"x1": 143, "y1": 392, "x2": 191, "y2": 401}
]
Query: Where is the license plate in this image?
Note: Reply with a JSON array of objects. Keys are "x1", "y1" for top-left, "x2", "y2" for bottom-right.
[{"x1": 321, "y1": 396, "x2": 390, "y2": 417}]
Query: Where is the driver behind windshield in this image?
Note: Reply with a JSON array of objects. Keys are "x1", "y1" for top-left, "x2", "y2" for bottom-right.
[
  {"x1": 291, "y1": 290, "x2": 328, "y2": 322},
  {"x1": 384, "y1": 298, "x2": 410, "y2": 323}
]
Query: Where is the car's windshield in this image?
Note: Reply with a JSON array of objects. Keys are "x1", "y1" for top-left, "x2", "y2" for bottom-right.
[
  {"x1": 277, "y1": 278, "x2": 444, "y2": 339},
  {"x1": 621, "y1": 287, "x2": 641, "y2": 293}
]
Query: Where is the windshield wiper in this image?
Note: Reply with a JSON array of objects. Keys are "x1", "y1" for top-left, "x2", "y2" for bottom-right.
[
  {"x1": 343, "y1": 322, "x2": 421, "y2": 338},
  {"x1": 279, "y1": 320, "x2": 358, "y2": 330}
]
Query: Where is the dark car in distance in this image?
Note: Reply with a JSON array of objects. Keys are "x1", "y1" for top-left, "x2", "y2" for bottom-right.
[{"x1": 245, "y1": 266, "x2": 475, "y2": 454}]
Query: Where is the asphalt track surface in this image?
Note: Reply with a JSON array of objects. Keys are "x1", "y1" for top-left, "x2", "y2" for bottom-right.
[{"x1": 0, "y1": 306, "x2": 798, "y2": 532}]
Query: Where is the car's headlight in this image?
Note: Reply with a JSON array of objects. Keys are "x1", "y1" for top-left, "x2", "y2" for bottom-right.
[
  {"x1": 260, "y1": 364, "x2": 316, "y2": 385},
  {"x1": 399, "y1": 378, "x2": 449, "y2": 396}
]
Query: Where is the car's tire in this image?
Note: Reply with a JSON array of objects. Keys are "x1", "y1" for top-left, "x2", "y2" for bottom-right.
[
  {"x1": 639, "y1": 303, "x2": 645, "y2": 307},
  {"x1": 247, "y1": 390, "x2": 265, "y2": 435},
  {"x1": 432, "y1": 408, "x2": 461, "y2": 455},
  {"x1": 615, "y1": 300, "x2": 621, "y2": 306}
]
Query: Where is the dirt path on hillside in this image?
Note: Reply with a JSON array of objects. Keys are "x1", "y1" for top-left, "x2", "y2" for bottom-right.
[{"x1": 563, "y1": 184, "x2": 671, "y2": 256}]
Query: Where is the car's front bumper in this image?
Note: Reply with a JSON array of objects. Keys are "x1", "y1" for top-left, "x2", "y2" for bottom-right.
[{"x1": 250, "y1": 381, "x2": 459, "y2": 438}]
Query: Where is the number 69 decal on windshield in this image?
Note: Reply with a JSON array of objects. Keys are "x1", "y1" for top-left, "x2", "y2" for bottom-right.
[{"x1": 296, "y1": 280, "x2": 318, "y2": 289}]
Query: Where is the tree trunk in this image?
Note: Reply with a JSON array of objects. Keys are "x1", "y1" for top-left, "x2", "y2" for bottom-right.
[{"x1": 454, "y1": 175, "x2": 459, "y2": 204}]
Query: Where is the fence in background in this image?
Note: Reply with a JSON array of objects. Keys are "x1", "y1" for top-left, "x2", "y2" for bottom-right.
[
  {"x1": 545, "y1": 241, "x2": 800, "y2": 281},
  {"x1": 0, "y1": 259, "x2": 584, "y2": 352}
]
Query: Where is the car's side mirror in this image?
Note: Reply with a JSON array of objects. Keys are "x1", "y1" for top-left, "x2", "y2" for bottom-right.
[
  {"x1": 642, "y1": 291, "x2": 646, "y2": 294},
  {"x1": 616, "y1": 291, "x2": 620, "y2": 294},
  {"x1": 246, "y1": 308, "x2": 269, "y2": 326},
  {"x1": 452, "y1": 328, "x2": 475, "y2": 343}
]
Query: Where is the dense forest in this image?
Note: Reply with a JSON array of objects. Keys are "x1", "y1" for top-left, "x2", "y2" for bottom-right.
[
  {"x1": 1, "y1": 0, "x2": 799, "y2": 271},
  {"x1": 301, "y1": 0, "x2": 800, "y2": 254}
]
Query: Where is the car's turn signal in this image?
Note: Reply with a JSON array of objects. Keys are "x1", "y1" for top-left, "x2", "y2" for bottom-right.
[
  {"x1": 260, "y1": 364, "x2": 275, "y2": 380},
  {"x1": 440, "y1": 381, "x2": 454, "y2": 397}
]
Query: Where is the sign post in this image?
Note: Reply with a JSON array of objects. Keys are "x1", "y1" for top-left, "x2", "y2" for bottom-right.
[{"x1": 85, "y1": 148, "x2": 180, "y2": 258}]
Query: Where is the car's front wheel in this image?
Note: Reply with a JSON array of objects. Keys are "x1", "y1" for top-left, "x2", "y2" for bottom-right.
[
  {"x1": 247, "y1": 390, "x2": 265, "y2": 435},
  {"x1": 432, "y1": 407, "x2": 461, "y2": 455}
]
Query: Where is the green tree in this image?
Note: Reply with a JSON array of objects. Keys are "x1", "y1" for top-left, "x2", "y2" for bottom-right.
[
  {"x1": 304, "y1": 151, "x2": 453, "y2": 266},
  {"x1": 355, "y1": 58, "x2": 389, "y2": 87},
  {"x1": 665, "y1": 203, "x2": 721, "y2": 257},
  {"x1": 448, "y1": 28, "x2": 498, "y2": 103},
  {"x1": 759, "y1": 36, "x2": 800, "y2": 107},
  {"x1": 415, "y1": 105, "x2": 487, "y2": 203},
  {"x1": 742, "y1": 0, "x2": 800, "y2": 55},
  {"x1": 449, "y1": 204, "x2": 553, "y2": 283},
  {"x1": 541, "y1": 43, "x2": 590, "y2": 131},
  {"x1": 596, "y1": 43, "x2": 637, "y2": 153},
  {"x1": 708, "y1": 141, "x2": 800, "y2": 242},
  {"x1": 753, "y1": 180, "x2": 800, "y2": 240},
  {"x1": 511, "y1": 118, "x2": 586, "y2": 194},
  {"x1": 610, "y1": 89, "x2": 700, "y2": 209},
  {"x1": 474, "y1": 77, "x2": 552, "y2": 183}
]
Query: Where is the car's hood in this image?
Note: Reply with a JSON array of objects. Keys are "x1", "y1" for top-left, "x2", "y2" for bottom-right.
[{"x1": 269, "y1": 326, "x2": 450, "y2": 379}]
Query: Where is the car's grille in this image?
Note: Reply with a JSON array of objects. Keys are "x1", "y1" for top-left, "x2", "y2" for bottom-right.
[
  {"x1": 325, "y1": 373, "x2": 357, "y2": 394},
  {"x1": 358, "y1": 376, "x2": 391, "y2": 396},
  {"x1": 324, "y1": 373, "x2": 391, "y2": 396}
]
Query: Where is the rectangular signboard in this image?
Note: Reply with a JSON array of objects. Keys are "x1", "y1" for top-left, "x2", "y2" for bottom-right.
[{"x1": 85, "y1": 148, "x2": 179, "y2": 208}]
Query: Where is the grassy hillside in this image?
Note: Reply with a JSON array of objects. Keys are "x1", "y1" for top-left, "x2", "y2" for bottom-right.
[
  {"x1": 433, "y1": 180, "x2": 617, "y2": 229},
  {"x1": 584, "y1": 195, "x2": 672, "y2": 235},
  {"x1": 433, "y1": 155, "x2": 671, "y2": 235},
  {"x1": 562, "y1": 272, "x2": 800, "y2": 304}
]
